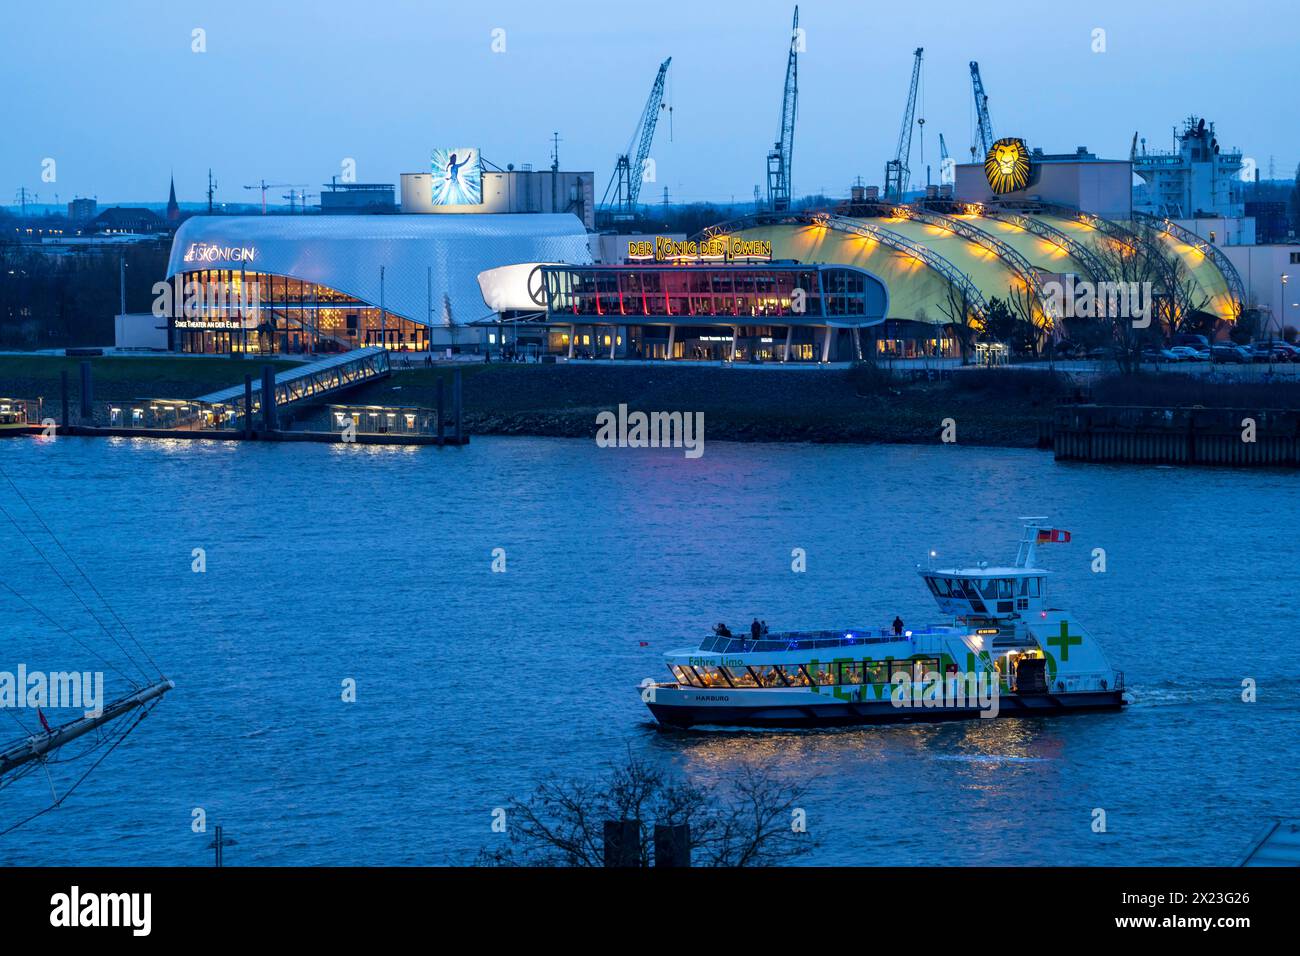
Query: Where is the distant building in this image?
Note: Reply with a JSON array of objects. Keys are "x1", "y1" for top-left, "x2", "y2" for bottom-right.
[
  {"x1": 1133, "y1": 117, "x2": 1245, "y2": 218},
  {"x1": 401, "y1": 164, "x2": 595, "y2": 230},
  {"x1": 88, "y1": 207, "x2": 167, "y2": 234},
  {"x1": 166, "y1": 176, "x2": 180, "y2": 222},
  {"x1": 320, "y1": 181, "x2": 396, "y2": 214},
  {"x1": 1222, "y1": 244, "x2": 1300, "y2": 335},
  {"x1": 954, "y1": 146, "x2": 1133, "y2": 220},
  {"x1": 67, "y1": 197, "x2": 98, "y2": 222},
  {"x1": 1246, "y1": 201, "x2": 1293, "y2": 245}
]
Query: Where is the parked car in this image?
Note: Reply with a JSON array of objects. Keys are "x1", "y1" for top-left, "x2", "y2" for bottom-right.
[
  {"x1": 1171, "y1": 333, "x2": 1212, "y2": 351},
  {"x1": 1169, "y1": 346, "x2": 1208, "y2": 361},
  {"x1": 1141, "y1": 348, "x2": 1180, "y2": 364},
  {"x1": 1210, "y1": 344, "x2": 1251, "y2": 364},
  {"x1": 1251, "y1": 342, "x2": 1298, "y2": 362}
]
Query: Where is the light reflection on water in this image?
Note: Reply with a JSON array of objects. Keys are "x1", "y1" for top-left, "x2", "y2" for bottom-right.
[{"x1": 0, "y1": 435, "x2": 1296, "y2": 865}]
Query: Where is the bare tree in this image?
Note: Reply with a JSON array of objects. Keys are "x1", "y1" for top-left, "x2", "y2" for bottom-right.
[
  {"x1": 476, "y1": 749, "x2": 818, "y2": 867},
  {"x1": 936, "y1": 281, "x2": 978, "y2": 364}
]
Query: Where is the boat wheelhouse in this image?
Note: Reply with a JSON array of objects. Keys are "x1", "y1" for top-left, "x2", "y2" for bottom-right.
[{"x1": 642, "y1": 520, "x2": 1125, "y2": 729}]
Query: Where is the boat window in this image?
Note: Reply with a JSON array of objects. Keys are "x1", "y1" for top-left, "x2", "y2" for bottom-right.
[
  {"x1": 1017, "y1": 578, "x2": 1031, "y2": 596},
  {"x1": 749, "y1": 665, "x2": 784, "y2": 688},
  {"x1": 806, "y1": 663, "x2": 836, "y2": 686},
  {"x1": 996, "y1": 579, "x2": 1014, "y2": 599},
  {"x1": 692, "y1": 666, "x2": 731, "y2": 688},
  {"x1": 889, "y1": 659, "x2": 912, "y2": 683},
  {"x1": 780, "y1": 665, "x2": 811, "y2": 686},
  {"x1": 837, "y1": 662, "x2": 863, "y2": 685},
  {"x1": 979, "y1": 579, "x2": 999, "y2": 599},
  {"x1": 1028, "y1": 578, "x2": 1041, "y2": 597},
  {"x1": 723, "y1": 666, "x2": 759, "y2": 687},
  {"x1": 671, "y1": 665, "x2": 698, "y2": 686},
  {"x1": 864, "y1": 661, "x2": 887, "y2": 685}
]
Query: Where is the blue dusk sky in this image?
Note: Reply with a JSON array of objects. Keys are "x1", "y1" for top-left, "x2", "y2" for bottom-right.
[{"x1": 2, "y1": 0, "x2": 1296, "y2": 207}]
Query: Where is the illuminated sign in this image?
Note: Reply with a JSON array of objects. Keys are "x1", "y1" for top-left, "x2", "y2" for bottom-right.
[
  {"x1": 430, "y1": 147, "x2": 482, "y2": 206},
  {"x1": 984, "y1": 138, "x2": 1033, "y2": 194},
  {"x1": 183, "y1": 242, "x2": 257, "y2": 264},
  {"x1": 626, "y1": 236, "x2": 773, "y2": 262}
]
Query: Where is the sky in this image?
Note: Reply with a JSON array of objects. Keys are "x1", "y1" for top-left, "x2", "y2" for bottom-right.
[{"x1": 2, "y1": 0, "x2": 1296, "y2": 209}]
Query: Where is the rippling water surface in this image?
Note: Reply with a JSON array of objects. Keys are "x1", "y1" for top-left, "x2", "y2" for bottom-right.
[{"x1": 1, "y1": 435, "x2": 1296, "y2": 865}]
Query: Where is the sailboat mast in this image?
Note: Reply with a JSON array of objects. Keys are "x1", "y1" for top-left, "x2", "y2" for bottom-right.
[{"x1": 0, "y1": 679, "x2": 173, "y2": 778}]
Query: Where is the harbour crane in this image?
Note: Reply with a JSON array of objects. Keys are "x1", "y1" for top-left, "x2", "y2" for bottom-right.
[
  {"x1": 599, "y1": 57, "x2": 672, "y2": 221},
  {"x1": 282, "y1": 189, "x2": 318, "y2": 213},
  {"x1": 766, "y1": 6, "x2": 799, "y2": 212},
  {"x1": 883, "y1": 47, "x2": 923, "y2": 202},
  {"x1": 969, "y1": 61, "x2": 994, "y2": 160},
  {"x1": 244, "y1": 180, "x2": 305, "y2": 215},
  {"x1": 939, "y1": 132, "x2": 954, "y2": 185}
]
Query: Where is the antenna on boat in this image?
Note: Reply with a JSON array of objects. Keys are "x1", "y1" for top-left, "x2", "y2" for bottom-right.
[{"x1": 1016, "y1": 516, "x2": 1049, "y2": 568}]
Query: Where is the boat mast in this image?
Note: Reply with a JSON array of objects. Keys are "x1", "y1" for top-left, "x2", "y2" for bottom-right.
[
  {"x1": 1015, "y1": 516, "x2": 1048, "y2": 568},
  {"x1": 0, "y1": 679, "x2": 173, "y2": 779}
]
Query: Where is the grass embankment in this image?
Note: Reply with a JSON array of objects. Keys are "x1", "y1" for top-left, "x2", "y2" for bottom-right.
[
  {"x1": 8, "y1": 354, "x2": 1296, "y2": 447},
  {"x1": 354, "y1": 364, "x2": 1062, "y2": 446},
  {"x1": 0, "y1": 355, "x2": 298, "y2": 404}
]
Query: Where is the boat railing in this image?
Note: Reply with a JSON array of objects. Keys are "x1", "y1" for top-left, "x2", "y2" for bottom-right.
[
  {"x1": 698, "y1": 625, "x2": 958, "y2": 655},
  {"x1": 1048, "y1": 671, "x2": 1122, "y2": 694}
]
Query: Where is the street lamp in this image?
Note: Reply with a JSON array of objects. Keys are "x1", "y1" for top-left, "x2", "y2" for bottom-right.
[{"x1": 1281, "y1": 274, "x2": 1290, "y2": 340}]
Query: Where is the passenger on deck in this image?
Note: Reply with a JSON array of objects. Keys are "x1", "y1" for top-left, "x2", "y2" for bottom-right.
[
  {"x1": 892, "y1": 616, "x2": 905, "y2": 636},
  {"x1": 760, "y1": 620, "x2": 769, "y2": 636},
  {"x1": 714, "y1": 622, "x2": 732, "y2": 638},
  {"x1": 750, "y1": 619, "x2": 762, "y2": 640}
]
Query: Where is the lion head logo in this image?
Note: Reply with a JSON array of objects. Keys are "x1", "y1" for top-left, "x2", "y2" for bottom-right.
[{"x1": 984, "y1": 138, "x2": 1032, "y2": 194}]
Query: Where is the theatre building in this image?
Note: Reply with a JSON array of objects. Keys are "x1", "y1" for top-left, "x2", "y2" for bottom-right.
[
  {"x1": 163, "y1": 213, "x2": 592, "y2": 355},
  {"x1": 531, "y1": 262, "x2": 889, "y2": 362}
]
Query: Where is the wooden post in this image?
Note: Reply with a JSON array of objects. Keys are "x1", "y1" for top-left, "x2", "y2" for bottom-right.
[
  {"x1": 654, "y1": 823, "x2": 690, "y2": 867},
  {"x1": 261, "y1": 365, "x2": 278, "y2": 432},
  {"x1": 79, "y1": 360, "x2": 93, "y2": 421},
  {"x1": 436, "y1": 376, "x2": 445, "y2": 444},
  {"x1": 603, "y1": 820, "x2": 641, "y2": 868},
  {"x1": 243, "y1": 375, "x2": 253, "y2": 439},
  {"x1": 453, "y1": 367, "x2": 463, "y2": 441},
  {"x1": 214, "y1": 824, "x2": 223, "y2": 868}
]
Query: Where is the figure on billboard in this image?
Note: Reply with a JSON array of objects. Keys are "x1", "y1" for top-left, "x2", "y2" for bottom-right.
[{"x1": 431, "y1": 147, "x2": 483, "y2": 206}]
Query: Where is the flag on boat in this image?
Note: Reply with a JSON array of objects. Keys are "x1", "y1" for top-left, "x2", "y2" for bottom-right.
[{"x1": 1036, "y1": 528, "x2": 1071, "y2": 544}]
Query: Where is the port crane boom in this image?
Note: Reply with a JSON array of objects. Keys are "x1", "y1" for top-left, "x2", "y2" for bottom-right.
[
  {"x1": 970, "y1": 61, "x2": 994, "y2": 159},
  {"x1": 600, "y1": 57, "x2": 671, "y2": 220},
  {"x1": 884, "y1": 47, "x2": 923, "y2": 202},
  {"x1": 766, "y1": 6, "x2": 799, "y2": 212}
]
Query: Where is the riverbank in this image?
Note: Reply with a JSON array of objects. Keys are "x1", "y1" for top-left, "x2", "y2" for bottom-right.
[
  {"x1": 355, "y1": 363, "x2": 1060, "y2": 446},
  {"x1": 4, "y1": 355, "x2": 1299, "y2": 448}
]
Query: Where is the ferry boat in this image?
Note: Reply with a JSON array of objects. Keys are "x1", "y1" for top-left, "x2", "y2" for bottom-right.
[{"x1": 642, "y1": 520, "x2": 1125, "y2": 729}]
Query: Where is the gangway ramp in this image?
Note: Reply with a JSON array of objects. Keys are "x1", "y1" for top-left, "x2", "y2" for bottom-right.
[{"x1": 196, "y1": 348, "x2": 390, "y2": 409}]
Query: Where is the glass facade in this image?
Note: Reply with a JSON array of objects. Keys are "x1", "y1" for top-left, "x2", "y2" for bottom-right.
[
  {"x1": 536, "y1": 264, "x2": 885, "y2": 363},
  {"x1": 170, "y1": 269, "x2": 430, "y2": 355},
  {"x1": 542, "y1": 265, "x2": 875, "y2": 321}
]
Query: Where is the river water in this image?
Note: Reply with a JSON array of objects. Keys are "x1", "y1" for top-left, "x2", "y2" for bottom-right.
[{"x1": 1, "y1": 435, "x2": 1296, "y2": 865}]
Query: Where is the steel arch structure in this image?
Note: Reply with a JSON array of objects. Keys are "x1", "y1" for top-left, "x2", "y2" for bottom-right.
[
  {"x1": 701, "y1": 212, "x2": 989, "y2": 318},
  {"x1": 1137, "y1": 213, "x2": 1246, "y2": 319}
]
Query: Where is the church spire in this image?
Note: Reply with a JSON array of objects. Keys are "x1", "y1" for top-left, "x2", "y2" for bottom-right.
[{"x1": 166, "y1": 174, "x2": 180, "y2": 222}]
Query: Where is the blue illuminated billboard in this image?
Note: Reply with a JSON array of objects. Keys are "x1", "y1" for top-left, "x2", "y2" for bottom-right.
[{"x1": 430, "y1": 147, "x2": 483, "y2": 206}]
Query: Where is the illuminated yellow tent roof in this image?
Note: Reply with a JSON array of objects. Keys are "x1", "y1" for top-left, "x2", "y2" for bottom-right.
[{"x1": 714, "y1": 206, "x2": 1241, "y2": 326}]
